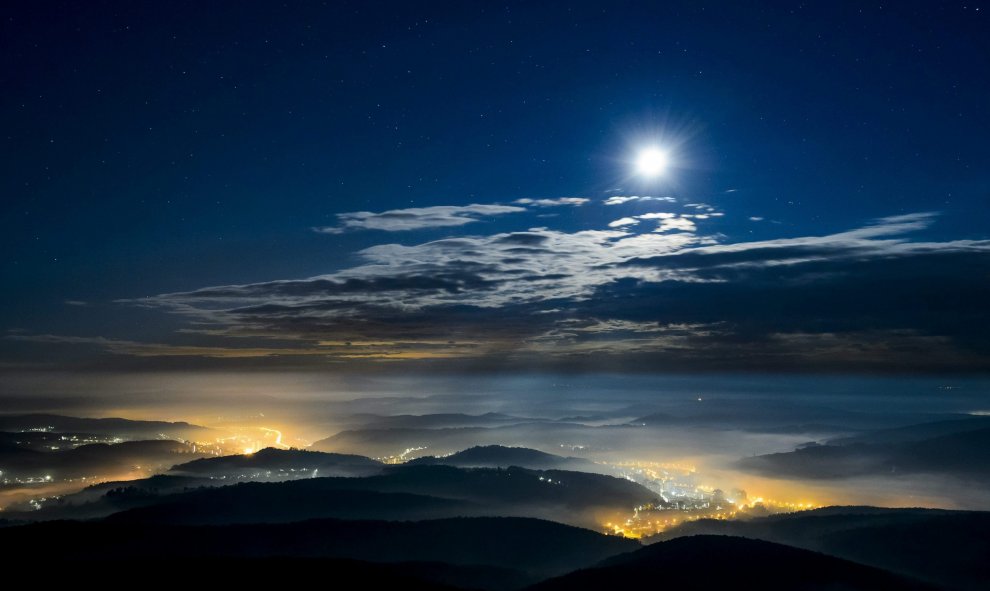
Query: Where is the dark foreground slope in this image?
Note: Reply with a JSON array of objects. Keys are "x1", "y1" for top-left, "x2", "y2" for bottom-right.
[
  {"x1": 0, "y1": 553, "x2": 502, "y2": 590},
  {"x1": 530, "y1": 535, "x2": 933, "y2": 591},
  {"x1": 0, "y1": 517, "x2": 638, "y2": 588},
  {"x1": 649, "y1": 507, "x2": 990, "y2": 590}
]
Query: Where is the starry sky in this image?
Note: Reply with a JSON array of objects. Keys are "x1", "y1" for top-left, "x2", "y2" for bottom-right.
[{"x1": 2, "y1": 1, "x2": 989, "y2": 374}]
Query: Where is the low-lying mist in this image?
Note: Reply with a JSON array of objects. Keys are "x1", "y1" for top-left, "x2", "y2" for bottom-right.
[{"x1": 2, "y1": 370, "x2": 988, "y2": 512}]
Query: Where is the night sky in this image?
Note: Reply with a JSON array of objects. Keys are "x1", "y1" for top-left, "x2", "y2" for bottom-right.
[{"x1": 3, "y1": 1, "x2": 989, "y2": 373}]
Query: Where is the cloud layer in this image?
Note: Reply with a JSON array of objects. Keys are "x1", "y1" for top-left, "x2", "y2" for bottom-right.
[{"x1": 77, "y1": 205, "x2": 990, "y2": 371}]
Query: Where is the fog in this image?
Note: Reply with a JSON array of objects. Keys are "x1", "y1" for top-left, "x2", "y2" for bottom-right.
[{"x1": 2, "y1": 371, "x2": 989, "y2": 511}]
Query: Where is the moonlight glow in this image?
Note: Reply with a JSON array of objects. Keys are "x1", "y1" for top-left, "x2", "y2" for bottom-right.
[{"x1": 635, "y1": 148, "x2": 669, "y2": 177}]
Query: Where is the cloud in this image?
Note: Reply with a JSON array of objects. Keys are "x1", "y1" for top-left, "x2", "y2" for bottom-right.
[
  {"x1": 623, "y1": 212, "x2": 973, "y2": 271},
  {"x1": 5, "y1": 334, "x2": 328, "y2": 358},
  {"x1": 607, "y1": 211, "x2": 697, "y2": 232},
  {"x1": 142, "y1": 229, "x2": 702, "y2": 316},
  {"x1": 312, "y1": 198, "x2": 593, "y2": 234},
  {"x1": 656, "y1": 217, "x2": 697, "y2": 233},
  {"x1": 514, "y1": 197, "x2": 590, "y2": 207},
  {"x1": 6, "y1": 333, "x2": 481, "y2": 361},
  {"x1": 521, "y1": 320, "x2": 726, "y2": 357},
  {"x1": 313, "y1": 203, "x2": 526, "y2": 233},
  {"x1": 608, "y1": 217, "x2": 640, "y2": 228},
  {"x1": 603, "y1": 195, "x2": 676, "y2": 205},
  {"x1": 50, "y1": 209, "x2": 985, "y2": 370}
]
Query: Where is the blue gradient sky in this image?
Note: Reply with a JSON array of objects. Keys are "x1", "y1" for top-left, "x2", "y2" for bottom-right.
[{"x1": 2, "y1": 1, "x2": 988, "y2": 372}]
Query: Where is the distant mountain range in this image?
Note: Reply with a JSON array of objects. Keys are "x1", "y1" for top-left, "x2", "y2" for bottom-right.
[
  {"x1": 2, "y1": 413, "x2": 988, "y2": 589},
  {"x1": 309, "y1": 421, "x2": 612, "y2": 459},
  {"x1": 630, "y1": 399, "x2": 941, "y2": 431},
  {"x1": 0, "y1": 414, "x2": 206, "y2": 439},
  {"x1": 3, "y1": 450, "x2": 657, "y2": 529},
  {"x1": 407, "y1": 445, "x2": 596, "y2": 471},
  {"x1": 827, "y1": 415, "x2": 990, "y2": 445},
  {"x1": 169, "y1": 446, "x2": 384, "y2": 478},
  {"x1": 106, "y1": 463, "x2": 655, "y2": 528},
  {"x1": 741, "y1": 424, "x2": 990, "y2": 482},
  {"x1": 0, "y1": 439, "x2": 198, "y2": 481}
]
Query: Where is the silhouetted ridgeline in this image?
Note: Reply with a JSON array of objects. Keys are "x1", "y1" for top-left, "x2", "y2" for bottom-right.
[
  {"x1": 406, "y1": 445, "x2": 596, "y2": 471},
  {"x1": 169, "y1": 446, "x2": 383, "y2": 477},
  {"x1": 310, "y1": 422, "x2": 603, "y2": 458},
  {"x1": 0, "y1": 439, "x2": 197, "y2": 480},
  {"x1": 0, "y1": 414, "x2": 206, "y2": 439},
  {"x1": 530, "y1": 535, "x2": 934, "y2": 591},
  {"x1": 5, "y1": 462, "x2": 657, "y2": 528},
  {"x1": 647, "y1": 507, "x2": 990, "y2": 590},
  {"x1": 107, "y1": 486, "x2": 468, "y2": 524},
  {"x1": 105, "y1": 464, "x2": 655, "y2": 527},
  {"x1": 0, "y1": 517, "x2": 638, "y2": 588}
]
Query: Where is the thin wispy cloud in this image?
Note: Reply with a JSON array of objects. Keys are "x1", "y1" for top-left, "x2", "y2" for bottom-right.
[
  {"x1": 603, "y1": 195, "x2": 677, "y2": 205},
  {"x1": 514, "y1": 197, "x2": 590, "y2": 207},
  {"x1": 6, "y1": 333, "x2": 482, "y2": 360},
  {"x1": 313, "y1": 203, "x2": 526, "y2": 233},
  {"x1": 608, "y1": 211, "x2": 705, "y2": 232},
  {"x1": 312, "y1": 198, "x2": 592, "y2": 234}
]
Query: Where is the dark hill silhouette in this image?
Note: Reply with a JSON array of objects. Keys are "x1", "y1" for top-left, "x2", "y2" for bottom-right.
[
  {"x1": 0, "y1": 556, "x2": 476, "y2": 590},
  {"x1": 9, "y1": 449, "x2": 384, "y2": 521},
  {"x1": 0, "y1": 517, "x2": 638, "y2": 585},
  {"x1": 309, "y1": 422, "x2": 593, "y2": 458},
  {"x1": 648, "y1": 507, "x2": 990, "y2": 590},
  {"x1": 169, "y1": 446, "x2": 383, "y2": 478},
  {"x1": 105, "y1": 486, "x2": 469, "y2": 524},
  {"x1": 0, "y1": 414, "x2": 206, "y2": 439},
  {"x1": 355, "y1": 465, "x2": 657, "y2": 521},
  {"x1": 0, "y1": 439, "x2": 199, "y2": 480},
  {"x1": 0, "y1": 473, "x2": 213, "y2": 522},
  {"x1": 0, "y1": 430, "x2": 131, "y2": 452},
  {"x1": 311, "y1": 425, "x2": 491, "y2": 456},
  {"x1": 529, "y1": 535, "x2": 933, "y2": 591},
  {"x1": 407, "y1": 445, "x2": 595, "y2": 471},
  {"x1": 97, "y1": 464, "x2": 657, "y2": 528}
]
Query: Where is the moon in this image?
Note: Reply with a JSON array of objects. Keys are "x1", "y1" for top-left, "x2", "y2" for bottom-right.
[{"x1": 635, "y1": 148, "x2": 669, "y2": 177}]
